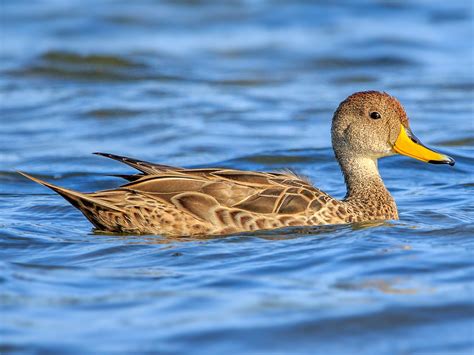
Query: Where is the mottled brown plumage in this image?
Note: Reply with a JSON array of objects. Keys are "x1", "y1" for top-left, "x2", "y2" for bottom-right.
[{"x1": 19, "y1": 91, "x2": 454, "y2": 236}]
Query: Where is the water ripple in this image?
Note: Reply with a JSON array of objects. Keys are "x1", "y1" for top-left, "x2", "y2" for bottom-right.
[{"x1": 1, "y1": 0, "x2": 473, "y2": 353}]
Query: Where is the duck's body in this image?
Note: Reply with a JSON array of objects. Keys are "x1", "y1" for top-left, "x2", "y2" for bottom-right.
[
  {"x1": 20, "y1": 91, "x2": 454, "y2": 236},
  {"x1": 20, "y1": 156, "x2": 396, "y2": 236}
]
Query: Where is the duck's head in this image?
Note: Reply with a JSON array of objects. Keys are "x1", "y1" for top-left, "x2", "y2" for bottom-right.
[{"x1": 331, "y1": 91, "x2": 455, "y2": 166}]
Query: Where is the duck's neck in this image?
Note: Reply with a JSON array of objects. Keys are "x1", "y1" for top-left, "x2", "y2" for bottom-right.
[
  {"x1": 336, "y1": 154, "x2": 398, "y2": 221},
  {"x1": 337, "y1": 155, "x2": 391, "y2": 201}
]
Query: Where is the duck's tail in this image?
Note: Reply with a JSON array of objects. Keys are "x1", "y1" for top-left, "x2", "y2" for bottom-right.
[{"x1": 18, "y1": 172, "x2": 125, "y2": 230}]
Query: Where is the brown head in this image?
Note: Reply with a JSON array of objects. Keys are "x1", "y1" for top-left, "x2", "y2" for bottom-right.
[{"x1": 331, "y1": 91, "x2": 455, "y2": 166}]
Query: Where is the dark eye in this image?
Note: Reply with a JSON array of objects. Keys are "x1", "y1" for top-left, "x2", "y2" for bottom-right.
[{"x1": 370, "y1": 111, "x2": 381, "y2": 120}]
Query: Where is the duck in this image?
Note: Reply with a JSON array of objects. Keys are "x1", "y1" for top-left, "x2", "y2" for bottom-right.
[{"x1": 19, "y1": 91, "x2": 455, "y2": 236}]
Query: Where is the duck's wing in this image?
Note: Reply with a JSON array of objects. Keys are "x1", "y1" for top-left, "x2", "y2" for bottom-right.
[
  {"x1": 118, "y1": 167, "x2": 328, "y2": 216},
  {"x1": 94, "y1": 152, "x2": 331, "y2": 215}
]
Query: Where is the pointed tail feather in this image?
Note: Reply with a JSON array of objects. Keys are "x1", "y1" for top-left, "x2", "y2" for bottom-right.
[
  {"x1": 93, "y1": 152, "x2": 181, "y2": 174},
  {"x1": 110, "y1": 174, "x2": 145, "y2": 182},
  {"x1": 18, "y1": 171, "x2": 124, "y2": 213}
]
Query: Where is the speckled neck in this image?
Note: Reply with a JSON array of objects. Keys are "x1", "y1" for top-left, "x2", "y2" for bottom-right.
[
  {"x1": 336, "y1": 155, "x2": 398, "y2": 220},
  {"x1": 337, "y1": 156, "x2": 387, "y2": 199},
  {"x1": 337, "y1": 156, "x2": 398, "y2": 222}
]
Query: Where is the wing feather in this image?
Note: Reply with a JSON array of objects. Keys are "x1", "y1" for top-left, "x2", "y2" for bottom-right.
[{"x1": 93, "y1": 153, "x2": 329, "y2": 220}]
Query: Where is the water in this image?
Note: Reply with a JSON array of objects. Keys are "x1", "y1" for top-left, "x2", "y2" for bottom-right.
[{"x1": 1, "y1": 0, "x2": 473, "y2": 353}]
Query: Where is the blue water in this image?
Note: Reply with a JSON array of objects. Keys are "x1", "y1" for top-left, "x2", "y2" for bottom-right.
[{"x1": 1, "y1": 1, "x2": 473, "y2": 353}]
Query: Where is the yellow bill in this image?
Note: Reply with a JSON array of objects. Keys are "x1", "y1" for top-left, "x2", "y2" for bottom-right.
[{"x1": 393, "y1": 124, "x2": 455, "y2": 166}]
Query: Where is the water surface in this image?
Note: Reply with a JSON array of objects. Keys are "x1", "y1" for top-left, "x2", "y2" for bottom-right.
[{"x1": 1, "y1": 1, "x2": 473, "y2": 354}]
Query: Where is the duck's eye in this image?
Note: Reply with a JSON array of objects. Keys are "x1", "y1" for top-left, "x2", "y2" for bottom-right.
[{"x1": 370, "y1": 111, "x2": 381, "y2": 120}]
